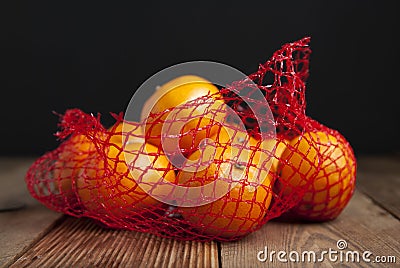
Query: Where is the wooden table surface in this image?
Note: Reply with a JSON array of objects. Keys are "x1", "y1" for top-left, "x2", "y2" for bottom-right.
[{"x1": 0, "y1": 155, "x2": 399, "y2": 267}]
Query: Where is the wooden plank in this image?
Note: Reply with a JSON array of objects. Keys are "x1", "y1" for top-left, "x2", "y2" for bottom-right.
[
  {"x1": 10, "y1": 217, "x2": 219, "y2": 268},
  {"x1": 357, "y1": 155, "x2": 400, "y2": 219},
  {"x1": 220, "y1": 190, "x2": 400, "y2": 267},
  {"x1": 356, "y1": 155, "x2": 400, "y2": 174},
  {"x1": 0, "y1": 158, "x2": 62, "y2": 267},
  {"x1": 3, "y1": 156, "x2": 400, "y2": 267}
]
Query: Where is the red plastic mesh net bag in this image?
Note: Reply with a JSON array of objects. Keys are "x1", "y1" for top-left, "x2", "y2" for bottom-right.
[{"x1": 25, "y1": 37, "x2": 357, "y2": 241}]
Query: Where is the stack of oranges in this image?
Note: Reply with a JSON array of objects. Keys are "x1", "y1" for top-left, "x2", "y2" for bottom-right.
[{"x1": 55, "y1": 75, "x2": 356, "y2": 239}]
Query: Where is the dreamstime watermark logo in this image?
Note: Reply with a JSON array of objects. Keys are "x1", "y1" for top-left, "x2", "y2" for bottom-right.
[
  {"x1": 336, "y1": 239, "x2": 348, "y2": 250},
  {"x1": 257, "y1": 239, "x2": 397, "y2": 264},
  {"x1": 123, "y1": 61, "x2": 276, "y2": 207}
]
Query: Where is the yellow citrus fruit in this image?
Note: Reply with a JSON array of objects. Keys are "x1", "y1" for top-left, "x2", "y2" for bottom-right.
[
  {"x1": 141, "y1": 75, "x2": 226, "y2": 153},
  {"x1": 278, "y1": 131, "x2": 356, "y2": 221},
  {"x1": 76, "y1": 141, "x2": 176, "y2": 215},
  {"x1": 177, "y1": 133, "x2": 275, "y2": 238}
]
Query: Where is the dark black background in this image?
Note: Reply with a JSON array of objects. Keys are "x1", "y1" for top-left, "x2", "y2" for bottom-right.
[{"x1": 1, "y1": 1, "x2": 399, "y2": 156}]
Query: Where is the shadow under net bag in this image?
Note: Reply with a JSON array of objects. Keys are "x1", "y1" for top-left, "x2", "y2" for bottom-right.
[{"x1": 26, "y1": 37, "x2": 357, "y2": 241}]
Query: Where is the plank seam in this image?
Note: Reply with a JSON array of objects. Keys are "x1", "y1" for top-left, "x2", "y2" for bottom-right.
[
  {"x1": 217, "y1": 241, "x2": 222, "y2": 268},
  {"x1": 357, "y1": 187, "x2": 400, "y2": 221}
]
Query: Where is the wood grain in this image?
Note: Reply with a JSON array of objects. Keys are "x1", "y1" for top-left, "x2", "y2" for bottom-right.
[
  {"x1": 356, "y1": 155, "x2": 400, "y2": 174},
  {"x1": 10, "y1": 217, "x2": 219, "y2": 268},
  {"x1": 0, "y1": 158, "x2": 61, "y2": 267},
  {"x1": 220, "y1": 190, "x2": 400, "y2": 267},
  {"x1": 357, "y1": 155, "x2": 400, "y2": 219},
  {"x1": 2, "y1": 156, "x2": 400, "y2": 267}
]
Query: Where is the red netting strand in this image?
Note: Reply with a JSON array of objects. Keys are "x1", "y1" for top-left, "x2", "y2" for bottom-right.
[{"x1": 25, "y1": 37, "x2": 356, "y2": 241}]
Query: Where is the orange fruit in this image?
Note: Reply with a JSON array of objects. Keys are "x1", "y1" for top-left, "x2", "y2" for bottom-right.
[
  {"x1": 76, "y1": 141, "x2": 176, "y2": 215},
  {"x1": 107, "y1": 122, "x2": 145, "y2": 145},
  {"x1": 211, "y1": 122, "x2": 259, "y2": 146},
  {"x1": 141, "y1": 75, "x2": 210, "y2": 120},
  {"x1": 267, "y1": 139, "x2": 288, "y2": 173},
  {"x1": 54, "y1": 134, "x2": 99, "y2": 203},
  {"x1": 212, "y1": 123, "x2": 287, "y2": 174},
  {"x1": 53, "y1": 122, "x2": 142, "y2": 204},
  {"x1": 278, "y1": 131, "x2": 356, "y2": 221},
  {"x1": 141, "y1": 75, "x2": 226, "y2": 153},
  {"x1": 176, "y1": 130, "x2": 275, "y2": 238}
]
